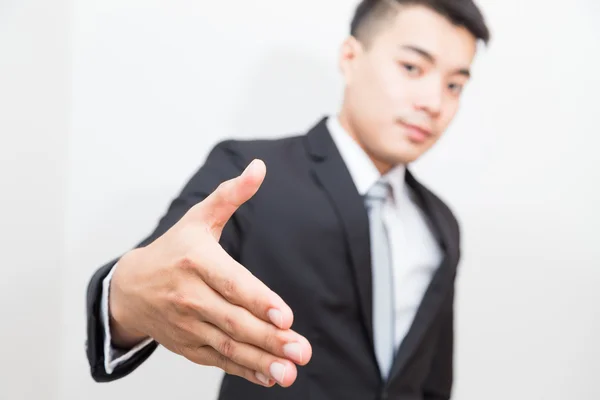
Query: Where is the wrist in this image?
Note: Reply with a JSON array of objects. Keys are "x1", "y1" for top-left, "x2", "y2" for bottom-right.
[
  {"x1": 109, "y1": 305, "x2": 147, "y2": 349},
  {"x1": 108, "y1": 251, "x2": 149, "y2": 348}
]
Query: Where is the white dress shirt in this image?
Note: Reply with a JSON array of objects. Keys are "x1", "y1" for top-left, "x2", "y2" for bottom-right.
[{"x1": 99, "y1": 115, "x2": 442, "y2": 373}]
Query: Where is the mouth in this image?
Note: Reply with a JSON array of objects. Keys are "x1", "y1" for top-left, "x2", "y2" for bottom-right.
[{"x1": 398, "y1": 120, "x2": 433, "y2": 144}]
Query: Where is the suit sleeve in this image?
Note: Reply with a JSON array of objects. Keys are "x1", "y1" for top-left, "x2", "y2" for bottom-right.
[
  {"x1": 422, "y1": 288, "x2": 455, "y2": 400},
  {"x1": 99, "y1": 262, "x2": 155, "y2": 375},
  {"x1": 86, "y1": 140, "x2": 248, "y2": 382}
]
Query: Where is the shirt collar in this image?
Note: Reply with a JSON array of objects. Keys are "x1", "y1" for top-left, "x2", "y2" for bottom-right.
[{"x1": 326, "y1": 115, "x2": 407, "y2": 201}]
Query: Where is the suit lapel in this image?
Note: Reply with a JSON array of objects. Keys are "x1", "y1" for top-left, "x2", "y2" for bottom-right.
[
  {"x1": 305, "y1": 117, "x2": 376, "y2": 347},
  {"x1": 387, "y1": 170, "x2": 460, "y2": 380}
]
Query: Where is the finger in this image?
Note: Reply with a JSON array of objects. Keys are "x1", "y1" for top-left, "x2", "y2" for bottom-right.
[
  {"x1": 196, "y1": 280, "x2": 311, "y2": 365},
  {"x1": 183, "y1": 345, "x2": 276, "y2": 388},
  {"x1": 196, "y1": 242, "x2": 294, "y2": 330},
  {"x1": 200, "y1": 322, "x2": 299, "y2": 388},
  {"x1": 196, "y1": 159, "x2": 266, "y2": 239}
]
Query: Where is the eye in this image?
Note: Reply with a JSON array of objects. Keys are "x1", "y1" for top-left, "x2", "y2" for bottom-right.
[
  {"x1": 448, "y1": 82, "x2": 463, "y2": 95},
  {"x1": 401, "y1": 63, "x2": 422, "y2": 76}
]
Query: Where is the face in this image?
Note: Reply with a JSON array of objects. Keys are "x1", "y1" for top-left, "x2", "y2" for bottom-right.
[{"x1": 339, "y1": 5, "x2": 478, "y2": 172}]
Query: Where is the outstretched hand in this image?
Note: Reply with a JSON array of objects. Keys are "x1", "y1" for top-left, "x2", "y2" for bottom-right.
[{"x1": 109, "y1": 159, "x2": 312, "y2": 387}]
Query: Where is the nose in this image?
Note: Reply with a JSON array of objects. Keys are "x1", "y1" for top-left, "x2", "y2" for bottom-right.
[{"x1": 413, "y1": 75, "x2": 443, "y2": 118}]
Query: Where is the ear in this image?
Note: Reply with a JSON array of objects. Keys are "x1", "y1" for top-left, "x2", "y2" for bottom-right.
[{"x1": 339, "y1": 36, "x2": 363, "y2": 86}]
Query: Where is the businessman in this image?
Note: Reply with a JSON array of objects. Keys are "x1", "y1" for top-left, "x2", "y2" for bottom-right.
[{"x1": 86, "y1": 1, "x2": 490, "y2": 399}]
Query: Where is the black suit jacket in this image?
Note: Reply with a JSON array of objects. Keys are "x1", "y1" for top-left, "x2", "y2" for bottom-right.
[{"x1": 86, "y1": 117, "x2": 461, "y2": 400}]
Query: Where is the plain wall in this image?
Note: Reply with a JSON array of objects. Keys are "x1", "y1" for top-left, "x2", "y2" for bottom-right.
[
  {"x1": 0, "y1": 0, "x2": 70, "y2": 399},
  {"x1": 61, "y1": 1, "x2": 600, "y2": 399},
  {"x1": 1, "y1": 0, "x2": 599, "y2": 399}
]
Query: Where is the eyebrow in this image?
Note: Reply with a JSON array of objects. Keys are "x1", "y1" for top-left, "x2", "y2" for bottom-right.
[{"x1": 400, "y1": 45, "x2": 471, "y2": 78}]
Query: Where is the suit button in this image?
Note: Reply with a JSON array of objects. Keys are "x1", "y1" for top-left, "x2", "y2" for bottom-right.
[{"x1": 380, "y1": 391, "x2": 388, "y2": 400}]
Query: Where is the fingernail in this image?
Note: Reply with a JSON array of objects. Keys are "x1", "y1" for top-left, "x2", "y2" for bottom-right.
[
  {"x1": 269, "y1": 362, "x2": 286, "y2": 385},
  {"x1": 267, "y1": 308, "x2": 283, "y2": 328},
  {"x1": 255, "y1": 371, "x2": 271, "y2": 386},
  {"x1": 283, "y1": 342, "x2": 303, "y2": 364}
]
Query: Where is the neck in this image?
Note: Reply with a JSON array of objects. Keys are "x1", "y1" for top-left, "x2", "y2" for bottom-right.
[{"x1": 336, "y1": 109, "x2": 393, "y2": 175}]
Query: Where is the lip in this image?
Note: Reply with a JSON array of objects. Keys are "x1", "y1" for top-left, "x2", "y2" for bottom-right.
[
  {"x1": 400, "y1": 121, "x2": 432, "y2": 138},
  {"x1": 399, "y1": 120, "x2": 433, "y2": 144}
]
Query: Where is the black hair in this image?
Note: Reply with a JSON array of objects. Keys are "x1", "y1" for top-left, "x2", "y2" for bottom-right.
[{"x1": 350, "y1": 0, "x2": 490, "y2": 46}]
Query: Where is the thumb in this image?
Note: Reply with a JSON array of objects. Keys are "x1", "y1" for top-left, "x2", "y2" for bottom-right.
[{"x1": 194, "y1": 159, "x2": 266, "y2": 239}]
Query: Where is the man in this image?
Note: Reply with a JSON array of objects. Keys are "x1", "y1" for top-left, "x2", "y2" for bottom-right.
[{"x1": 86, "y1": 1, "x2": 490, "y2": 399}]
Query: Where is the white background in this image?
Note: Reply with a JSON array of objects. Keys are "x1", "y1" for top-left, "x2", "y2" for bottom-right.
[{"x1": 1, "y1": 0, "x2": 599, "y2": 399}]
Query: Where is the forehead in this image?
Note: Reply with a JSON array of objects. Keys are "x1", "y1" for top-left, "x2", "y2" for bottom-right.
[{"x1": 377, "y1": 5, "x2": 478, "y2": 66}]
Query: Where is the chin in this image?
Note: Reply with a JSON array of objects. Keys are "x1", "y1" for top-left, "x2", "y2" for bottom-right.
[
  {"x1": 384, "y1": 143, "x2": 428, "y2": 165},
  {"x1": 377, "y1": 152, "x2": 416, "y2": 167},
  {"x1": 396, "y1": 154, "x2": 420, "y2": 164}
]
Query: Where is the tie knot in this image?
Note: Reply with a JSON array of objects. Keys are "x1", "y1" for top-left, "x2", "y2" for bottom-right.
[{"x1": 365, "y1": 180, "x2": 391, "y2": 206}]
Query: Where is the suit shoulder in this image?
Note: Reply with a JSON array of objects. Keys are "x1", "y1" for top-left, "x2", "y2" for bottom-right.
[
  {"x1": 210, "y1": 132, "x2": 305, "y2": 169},
  {"x1": 426, "y1": 187, "x2": 458, "y2": 222},
  {"x1": 412, "y1": 177, "x2": 461, "y2": 233},
  {"x1": 215, "y1": 133, "x2": 303, "y2": 155}
]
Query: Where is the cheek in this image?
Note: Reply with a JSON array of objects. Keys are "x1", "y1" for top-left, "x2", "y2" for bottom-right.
[
  {"x1": 438, "y1": 101, "x2": 460, "y2": 130},
  {"x1": 373, "y1": 68, "x2": 411, "y2": 114},
  {"x1": 354, "y1": 73, "x2": 393, "y2": 121}
]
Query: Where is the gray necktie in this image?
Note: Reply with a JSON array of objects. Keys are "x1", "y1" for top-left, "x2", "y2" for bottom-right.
[{"x1": 365, "y1": 180, "x2": 395, "y2": 379}]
